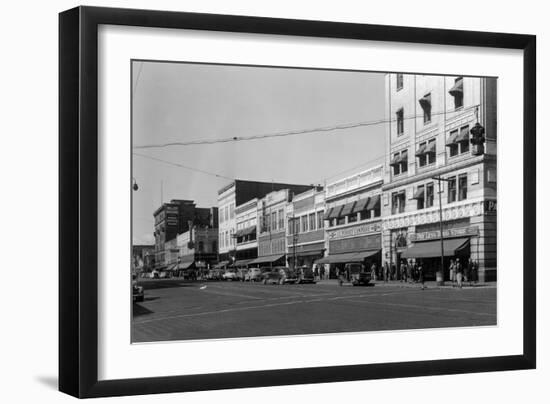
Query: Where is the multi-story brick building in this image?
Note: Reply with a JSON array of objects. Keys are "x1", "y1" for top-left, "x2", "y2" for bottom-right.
[
  {"x1": 152, "y1": 199, "x2": 218, "y2": 270},
  {"x1": 316, "y1": 165, "x2": 383, "y2": 278},
  {"x1": 233, "y1": 198, "x2": 259, "y2": 267},
  {"x1": 176, "y1": 226, "x2": 219, "y2": 275},
  {"x1": 217, "y1": 180, "x2": 312, "y2": 264},
  {"x1": 286, "y1": 187, "x2": 326, "y2": 270},
  {"x1": 382, "y1": 73, "x2": 497, "y2": 282}
]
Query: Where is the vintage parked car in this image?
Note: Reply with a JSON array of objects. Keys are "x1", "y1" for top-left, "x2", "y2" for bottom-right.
[
  {"x1": 132, "y1": 273, "x2": 144, "y2": 302},
  {"x1": 245, "y1": 267, "x2": 263, "y2": 282},
  {"x1": 262, "y1": 266, "x2": 298, "y2": 285},
  {"x1": 338, "y1": 263, "x2": 372, "y2": 286},
  {"x1": 296, "y1": 266, "x2": 316, "y2": 284},
  {"x1": 235, "y1": 268, "x2": 248, "y2": 281},
  {"x1": 222, "y1": 269, "x2": 239, "y2": 281},
  {"x1": 206, "y1": 268, "x2": 224, "y2": 281}
]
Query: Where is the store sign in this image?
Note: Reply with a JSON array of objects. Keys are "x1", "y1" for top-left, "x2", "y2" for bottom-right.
[
  {"x1": 327, "y1": 222, "x2": 381, "y2": 240},
  {"x1": 409, "y1": 226, "x2": 479, "y2": 242},
  {"x1": 484, "y1": 199, "x2": 497, "y2": 214}
]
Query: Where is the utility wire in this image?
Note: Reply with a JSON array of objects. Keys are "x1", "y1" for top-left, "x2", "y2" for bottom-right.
[
  {"x1": 133, "y1": 152, "x2": 234, "y2": 180},
  {"x1": 133, "y1": 105, "x2": 479, "y2": 150}
]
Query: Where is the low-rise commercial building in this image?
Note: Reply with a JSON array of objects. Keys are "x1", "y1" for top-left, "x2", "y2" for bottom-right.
[{"x1": 316, "y1": 165, "x2": 383, "y2": 278}]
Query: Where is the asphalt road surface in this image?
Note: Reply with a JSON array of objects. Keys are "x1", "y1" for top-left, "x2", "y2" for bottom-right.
[{"x1": 132, "y1": 279, "x2": 496, "y2": 343}]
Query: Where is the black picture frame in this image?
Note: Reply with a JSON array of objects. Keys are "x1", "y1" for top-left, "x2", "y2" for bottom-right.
[{"x1": 59, "y1": 6, "x2": 536, "y2": 398}]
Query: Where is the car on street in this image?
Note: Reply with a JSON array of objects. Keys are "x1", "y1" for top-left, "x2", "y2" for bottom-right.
[
  {"x1": 222, "y1": 269, "x2": 239, "y2": 281},
  {"x1": 296, "y1": 266, "x2": 316, "y2": 284},
  {"x1": 235, "y1": 268, "x2": 248, "y2": 281},
  {"x1": 206, "y1": 268, "x2": 224, "y2": 281},
  {"x1": 245, "y1": 267, "x2": 263, "y2": 282},
  {"x1": 262, "y1": 266, "x2": 298, "y2": 285},
  {"x1": 132, "y1": 273, "x2": 144, "y2": 302},
  {"x1": 339, "y1": 263, "x2": 372, "y2": 286}
]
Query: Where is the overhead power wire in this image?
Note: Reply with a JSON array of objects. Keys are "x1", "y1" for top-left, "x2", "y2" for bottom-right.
[{"x1": 133, "y1": 104, "x2": 479, "y2": 150}]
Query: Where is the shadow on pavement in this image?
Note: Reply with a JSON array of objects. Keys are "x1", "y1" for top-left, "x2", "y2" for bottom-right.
[{"x1": 133, "y1": 303, "x2": 154, "y2": 317}]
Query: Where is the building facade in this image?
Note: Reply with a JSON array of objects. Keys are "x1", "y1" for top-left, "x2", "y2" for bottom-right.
[
  {"x1": 176, "y1": 226, "x2": 219, "y2": 275},
  {"x1": 153, "y1": 199, "x2": 218, "y2": 270},
  {"x1": 233, "y1": 198, "x2": 259, "y2": 267},
  {"x1": 382, "y1": 73, "x2": 497, "y2": 282},
  {"x1": 316, "y1": 165, "x2": 383, "y2": 278},
  {"x1": 132, "y1": 244, "x2": 155, "y2": 273},
  {"x1": 251, "y1": 189, "x2": 294, "y2": 268},
  {"x1": 217, "y1": 180, "x2": 313, "y2": 263},
  {"x1": 286, "y1": 187, "x2": 326, "y2": 270}
]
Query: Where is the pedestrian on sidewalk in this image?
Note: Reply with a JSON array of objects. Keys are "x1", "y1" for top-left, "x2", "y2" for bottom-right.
[
  {"x1": 449, "y1": 259, "x2": 456, "y2": 287},
  {"x1": 400, "y1": 260, "x2": 407, "y2": 282},
  {"x1": 456, "y1": 258, "x2": 463, "y2": 289},
  {"x1": 467, "y1": 258, "x2": 474, "y2": 286},
  {"x1": 407, "y1": 259, "x2": 413, "y2": 283},
  {"x1": 384, "y1": 261, "x2": 390, "y2": 282},
  {"x1": 418, "y1": 260, "x2": 425, "y2": 290}
]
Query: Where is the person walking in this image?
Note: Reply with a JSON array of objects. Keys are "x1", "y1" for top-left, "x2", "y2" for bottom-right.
[
  {"x1": 384, "y1": 261, "x2": 390, "y2": 282},
  {"x1": 400, "y1": 260, "x2": 407, "y2": 282},
  {"x1": 467, "y1": 258, "x2": 474, "y2": 286},
  {"x1": 371, "y1": 262, "x2": 378, "y2": 281},
  {"x1": 449, "y1": 259, "x2": 456, "y2": 287},
  {"x1": 418, "y1": 260, "x2": 425, "y2": 290},
  {"x1": 455, "y1": 258, "x2": 463, "y2": 289},
  {"x1": 406, "y1": 260, "x2": 413, "y2": 283}
]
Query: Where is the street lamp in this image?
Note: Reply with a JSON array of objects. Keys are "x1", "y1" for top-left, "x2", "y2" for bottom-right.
[{"x1": 431, "y1": 175, "x2": 451, "y2": 286}]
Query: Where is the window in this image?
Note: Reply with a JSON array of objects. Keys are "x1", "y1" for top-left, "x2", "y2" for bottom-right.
[
  {"x1": 229, "y1": 203, "x2": 235, "y2": 219},
  {"x1": 426, "y1": 182, "x2": 434, "y2": 208},
  {"x1": 459, "y1": 126, "x2": 470, "y2": 154},
  {"x1": 301, "y1": 215, "x2": 308, "y2": 232},
  {"x1": 448, "y1": 177, "x2": 457, "y2": 203},
  {"x1": 265, "y1": 213, "x2": 271, "y2": 232},
  {"x1": 426, "y1": 139, "x2": 436, "y2": 164},
  {"x1": 225, "y1": 206, "x2": 229, "y2": 221},
  {"x1": 212, "y1": 241, "x2": 217, "y2": 252},
  {"x1": 317, "y1": 211, "x2": 324, "y2": 229},
  {"x1": 396, "y1": 108, "x2": 404, "y2": 136},
  {"x1": 392, "y1": 152, "x2": 401, "y2": 175},
  {"x1": 198, "y1": 241, "x2": 204, "y2": 253},
  {"x1": 448, "y1": 129, "x2": 459, "y2": 157},
  {"x1": 416, "y1": 185, "x2": 425, "y2": 210},
  {"x1": 396, "y1": 74, "x2": 404, "y2": 91},
  {"x1": 360, "y1": 210, "x2": 370, "y2": 221},
  {"x1": 458, "y1": 174, "x2": 468, "y2": 201},
  {"x1": 309, "y1": 213, "x2": 316, "y2": 231},
  {"x1": 271, "y1": 211, "x2": 277, "y2": 231},
  {"x1": 452, "y1": 77, "x2": 464, "y2": 109},
  {"x1": 419, "y1": 93, "x2": 431, "y2": 123},
  {"x1": 348, "y1": 212, "x2": 358, "y2": 223},
  {"x1": 336, "y1": 216, "x2": 346, "y2": 226},
  {"x1": 391, "y1": 191, "x2": 406, "y2": 214},
  {"x1": 401, "y1": 150, "x2": 408, "y2": 173},
  {"x1": 278, "y1": 209, "x2": 284, "y2": 229}
]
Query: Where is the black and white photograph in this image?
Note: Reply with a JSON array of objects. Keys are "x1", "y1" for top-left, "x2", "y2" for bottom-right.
[{"x1": 131, "y1": 61, "x2": 497, "y2": 343}]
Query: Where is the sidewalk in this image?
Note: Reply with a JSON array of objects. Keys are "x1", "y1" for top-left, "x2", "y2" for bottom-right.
[{"x1": 315, "y1": 278, "x2": 495, "y2": 289}]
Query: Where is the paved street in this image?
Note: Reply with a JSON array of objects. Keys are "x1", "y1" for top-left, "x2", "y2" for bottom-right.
[{"x1": 132, "y1": 279, "x2": 496, "y2": 342}]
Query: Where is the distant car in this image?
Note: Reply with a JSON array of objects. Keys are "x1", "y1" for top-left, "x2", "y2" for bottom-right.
[
  {"x1": 296, "y1": 266, "x2": 316, "y2": 284},
  {"x1": 207, "y1": 269, "x2": 223, "y2": 281},
  {"x1": 245, "y1": 267, "x2": 263, "y2": 282},
  {"x1": 132, "y1": 274, "x2": 144, "y2": 302},
  {"x1": 262, "y1": 266, "x2": 297, "y2": 285},
  {"x1": 235, "y1": 268, "x2": 248, "y2": 281},
  {"x1": 339, "y1": 263, "x2": 372, "y2": 286},
  {"x1": 222, "y1": 269, "x2": 239, "y2": 281}
]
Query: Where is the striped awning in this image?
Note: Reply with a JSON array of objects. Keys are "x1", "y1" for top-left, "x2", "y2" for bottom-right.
[
  {"x1": 327, "y1": 205, "x2": 344, "y2": 219},
  {"x1": 366, "y1": 194, "x2": 380, "y2": 210},
  {"x1": 340, "y1": 201, "x2": 356, "y2": 217},
  {"x1": 401, "y1": 238, "x2": 469, "y2": 259},
  {"x1": 323, "y1": 208, "x2": 333, "y2": 220},
  {"x1": 415, "y1": 143, "x2": 427, "y2": 157},
  {"x1": 352, "y1": 197, "x2": 370, "y2": 213}
]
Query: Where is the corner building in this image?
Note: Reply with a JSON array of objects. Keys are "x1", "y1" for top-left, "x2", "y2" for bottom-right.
[{"x1": 381, "y1": 73, "x2": 497, "y2": 282}]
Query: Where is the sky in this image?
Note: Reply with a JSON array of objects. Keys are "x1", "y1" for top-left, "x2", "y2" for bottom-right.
[{"x1": 132, "y1": 61, "x2": 386, "y2": 244}]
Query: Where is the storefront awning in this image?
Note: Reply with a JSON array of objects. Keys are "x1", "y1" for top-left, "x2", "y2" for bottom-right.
[
  {"x1": 340, "y1": 201, "x2": 356, "y2": 217},
  {"x1": 249, "y1": 254, "x2": 285, "y2": 265},
  {"x1": 315, "y1": 252, "x2": 359, "y2": 264},
  {"x1": 425, "y1": 141, "x2": 436, "y2": 154},
  {"x1": 323, "y1": 208, "x2": 333, "y2": 220},
  {"x1": 352, "y1": 197, "x2": 370, "y2": 213},
  {"x1": 213, "y1": 260, "x2": 229, "y2": 268},
  {"x1": 415, "y1": 143, "x2": 427, "y2": 156},
  {"x1": 448, "y1": 79, "x2": 463, "y2": 97},
  {"x1": 177, "y1": 261, "x2": 194, "y2": 270},
  {"x1": 233, "y1": 259, "x2": 254, "y2": 267},
  {"x1": 455, "y1": 125, "x2": 470, "y2": 142},
  {"x1": 166, "y1": 263, "x2": 178, "y2": 271},
  {"x1": 401, "y1": 238, "x2": 470, "y2": 259},
  {"x1": 327, "y1": 205, "x2": 344, "y2": 219},
  {"x1": 353, "y1": 249, "x2": 381, "y2": 260},
  {"x1": 234, "y1": 225, "x2": 256, "y2": 238},
  {"x1": 366, "y1": 194, "x2": 380, "y2": 210}
]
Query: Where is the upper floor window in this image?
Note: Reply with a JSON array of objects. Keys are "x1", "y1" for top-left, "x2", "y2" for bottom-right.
[
  {"x1": 448, "y1": 177, "x2": 457, "y2": 203},
  {"x1": 278, "y1": 209, "x2": 285, "y2": 230},
  {"x1": 419, "y1": 93, "x2": 432, "y2": 124},
  {"x1": 396, "y1": 74, "x2": 404, "y2": 91},
  {"x1": 391, "y1": 191, "x2": 406, "y2": 214},
  {"x1": 426, "y1": 182, "x2": 434, "y2": 208},
  {"x1": 391, "y1": 149, "x2": 408, "y2": 176},
  {"x1": 458, "y1": 173, "x2": 468, "y2": 201},
  {"x1": 317, "y1": 211, "x2": 324, "y2": 229},
  {"x1": 396, "y1": 108, "x2": 404, "y2": 136},
  {"x1": 301, "y1": 215, "x2": 308, "y2": 232},
  {"x1": 414, "y1": 185, "x2": 425, "y2": 210},
  {"x1": 416, "y1": 138, "x2": 436, "y2": 167},
  {"x1": 308, "y1": 213, "x2": 316, "y2": 231},
  {"x1": 449, "y1": 77, "x2": 464, "y2": 109},
  {"x1": 447, "y1": 125, "x2": 470, "y2": 157}
]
